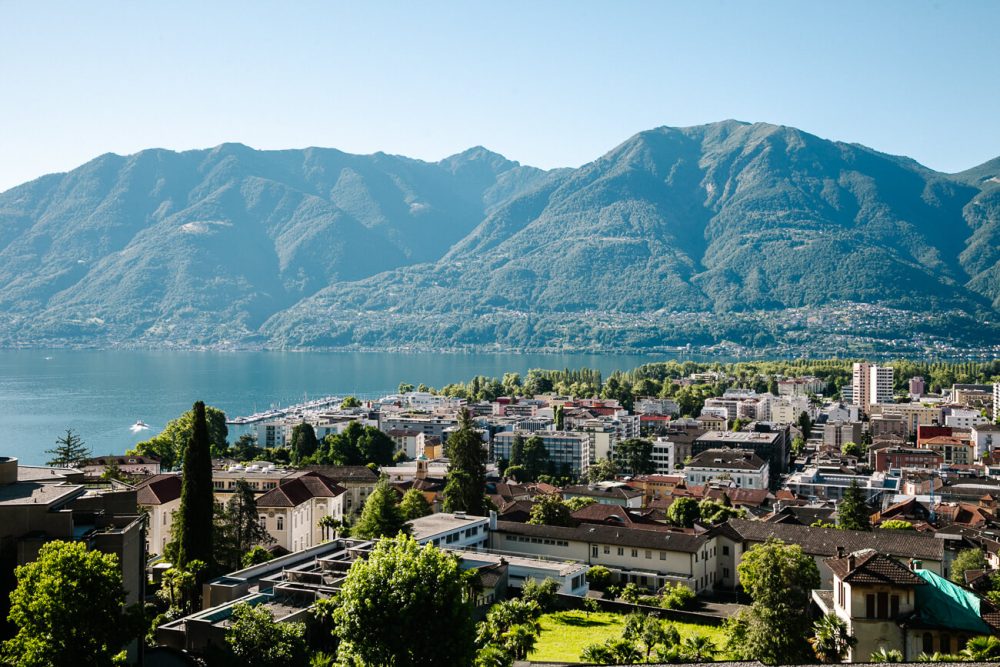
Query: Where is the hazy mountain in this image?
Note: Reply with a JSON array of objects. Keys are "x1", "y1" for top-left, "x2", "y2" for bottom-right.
[{"x1": 1, "y1": 121, "x2": 998, "y2": 352}]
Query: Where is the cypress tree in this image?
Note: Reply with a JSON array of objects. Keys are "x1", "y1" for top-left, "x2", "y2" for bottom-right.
[
  {"x1": 443, "y1": 409, "x2": 487, "y2": 515},
  {"x1": 837, "y1": 480, "x2": 872, "y2": 531},
  {"x1": 174, "y1": 401, "x2": 216, "y2": 568}
]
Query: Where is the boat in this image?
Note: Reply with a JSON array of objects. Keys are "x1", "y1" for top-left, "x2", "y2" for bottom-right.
[{"x1": 131, "y1": 420, "x2": 150, "y2": 432}]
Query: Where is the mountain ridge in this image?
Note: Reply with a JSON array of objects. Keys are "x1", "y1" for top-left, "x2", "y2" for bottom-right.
[{"x1": 1, "y1": 121, "x2": 998, "y2": 354}]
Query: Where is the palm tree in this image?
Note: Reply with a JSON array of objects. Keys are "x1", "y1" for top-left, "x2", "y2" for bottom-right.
[
  {"x1": 961, "y1": 635, "x2": 1000, "y2": 661},
  {"x1": 681, "y1": 634, "x2": 716, "y2": 662},
  {"x1": 501, "y1": 623, "x2": 539, "y2": 660},
  {"x1": 870, "y1": 647, "x2": 904, "y2": 662},
  {"x1": 809, "y1": 612, "x2": 857, "y2": 663}
]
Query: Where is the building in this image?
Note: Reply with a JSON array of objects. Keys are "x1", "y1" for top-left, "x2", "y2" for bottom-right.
[
  {"x1": 408, "y1": 512, "x2": 490, "y2": 550},
  {"x1": 0, "y1": 457, "x2": 145, "y2": 650},
  {"x1": 824, "y1": 422, "x2": 863, "y2": 451},
  {"x1": 872, "y1": 403, "x2": 944, "y2": 437},
  {"x1": 649, "y1": 437, "x2": 676, "y2": 474},
  {"x1": 634, "y1": 397, "x2": 680, "y2": 416},
  {"x1": 970, "y1": 423, "x2": 1000, "y2": 459},
  {"x1": 489, "y1": 520, "x2": 719, "y2": 593},
  {"x1": 450, "y1": 549, "x2": 589, "y2": 596},
  {"x1": 778, "y1": 376, "x2": 825, "y2": 397},
  {"x1": 683, "y1": 448, "x2": 769, "y2": 490},
  {"x1": 561, "y1": 483, "x2": 644, "y2": 508},
  {"x1": 944, "y1": 408, "x2": 989, "y2": 430},
  {"x1": 872, "y1": 446, "x2": 943, "y2": 473},
  {"x1": 994, "y1": 383, "x2": 1000, "y2": 423},
  {"x1": 135, "y1": 473, "x2": 182, "y2": 556},
  {"x1": 492, "y1": 430, "x2": 590, "y2": 478},
  {"x1": 813, "y1": 549, "x2": 1000, "y2": 662},
  {"x1": 783, "y1": 467, "x2": 897, "y2": 503},
  {"x1": 918, "y1": 436, "x2": 975, "y2": 466},
  {"x1": 910, "y1": 376, "x2": 926, "y2": 397},
  {"x1": 693, "y1": 429, "x2": 787, "y2": 487},
  {"x1": 80, "y1": 454, "x2": 161, "y2": 478},
  {"x1": 379, "y1": 414, "x2": 459, "y2": 441},
  {"x1": 853, "y1": 363, "x2": 894, "y2": 412},
  {"x1": 299, "y1": 465, "x2": 378, "y2": 516},
  {"x1": 255, "y1": 472, "x2": 347, "y2": 552}
]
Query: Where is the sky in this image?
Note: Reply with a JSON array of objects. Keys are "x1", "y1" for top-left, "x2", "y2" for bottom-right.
[{"x1": 0, "y1": 0, "x2": 998, "y2": 192}]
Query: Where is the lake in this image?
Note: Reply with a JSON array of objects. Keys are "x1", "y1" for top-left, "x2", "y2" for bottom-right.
[{"x1": 0, "y1": 349, "x2": 695, "y2": 465}]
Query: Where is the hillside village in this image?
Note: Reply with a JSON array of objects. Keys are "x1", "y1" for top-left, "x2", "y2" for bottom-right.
[{"x1": 6, "y1": 361, "x2": 1000, "y2": 664}]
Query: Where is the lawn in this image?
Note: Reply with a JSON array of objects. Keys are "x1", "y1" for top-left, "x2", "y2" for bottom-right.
[{"x1": 528, "y1": 610, "x2": 730, "y2": 663}]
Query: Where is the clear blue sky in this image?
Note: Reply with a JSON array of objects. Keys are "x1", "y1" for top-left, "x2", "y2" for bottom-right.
[{"x1": 1, "y1": 1, "x2": 998, "y2": 192}]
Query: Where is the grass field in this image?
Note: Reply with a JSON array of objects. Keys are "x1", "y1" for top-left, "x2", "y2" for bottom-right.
[{"x1": 528, "y1": 609, "x2": 730, "y2": 663}]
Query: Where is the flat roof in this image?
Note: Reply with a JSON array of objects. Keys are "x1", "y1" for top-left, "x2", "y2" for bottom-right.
[
  {"x1": 0, "y1": 481, "x2": 84, "y2": 506},
  {"x1": 448, "y1": 549, "x2": 587, "y2": 577},
  {"x1": 408, "y1": 512, "x2": 489, "y2": 541}
]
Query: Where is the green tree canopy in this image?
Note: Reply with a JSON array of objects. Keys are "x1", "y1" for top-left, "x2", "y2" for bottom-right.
[
  {"x1": 130, "y1": 403, "x2": 228, "y2": 469},
  {"x1": 950, "y1": 548, "x2": 989, "y2": 585},
  {"x1": 335, "y1": 535, "x2": 476, "y2": 666},
  {"x1": 289, "y1": 422, "x2": 319, "y2": 464},
  {"x1": 614, "y1": 438, "x2": 655, "y2": 475},
  {"x1": 527, "y1": 494, "x2": 574, "y2": 527},
  {"x1": 398, "y1": 488, "x2": 432, "y2": 521},
  {"x1": 837, "y1": 480, "x2": 871, "y2": 531},
  {"x1": 444, "y1": 409, "x2": 488, "y2": 515},
  {"x1": 340, "y1": 395, "x2": 362, "y2": 409},
  {"x1": 731, "y1": 538, "x2": 821, "y2": 664},
  {"x1": 318, "y1": 421, "x2": 395, "y2": 467},
  {"x1": 665, "y1": 497, "x2": 700, "y2": 528},
  {"x1": 226, "y1": 601, "x2": 308, "y2": 667},
  {"x1": 521, "y1": 435, "x2": 550, "y2": 483},
  {"x1": 841, "y1": 441, "x2": 864, "y2": 457},
  {"x1": 878, "y1": 519, "x2": 914, "y2": 531},
  {"x1": 215, "y1": 479, "x2": 275, "y2": 571},
  {"x1": 353, "y1": 477, "x2": 409, "y2": 539},
  {"x1": 45, "y1": 428, "x2": 91, "y2": 467},
  {"x1": 2, "y1": 541, "x2": 139, "y2": 666}
]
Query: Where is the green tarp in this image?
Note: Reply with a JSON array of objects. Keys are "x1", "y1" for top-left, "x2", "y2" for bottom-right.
[{"x1": 913, "y1": 568, "x2": 990, "y2": 634}]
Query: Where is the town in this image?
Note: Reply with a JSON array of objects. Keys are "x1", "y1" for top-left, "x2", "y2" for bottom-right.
[{"x1": 5, "y1": 359, "x2": 1000, "y2": 665}]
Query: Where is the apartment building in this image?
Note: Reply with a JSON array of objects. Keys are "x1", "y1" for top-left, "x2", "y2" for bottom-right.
[
  {"x1": 852, "y1": 363, "x2": 894, "y2": 413},
  {"x1": 693, "y1": 429, "x2": 787, "y2": 487},
  {"x1": 683, "y1": 449, "x2": 769, "y2": 490},
  {"x1": 871, "y1": 403, "x2": 944, "y2": 437},
  {"x1": 778, "y1": 376, "x2": 825, "y2": 397},
  {"x1": 493, "y1": 430, "x2": 590, "y2": 478},
  {"x1": 823, "y1": 421, "x2": 863, "y2": 450}
]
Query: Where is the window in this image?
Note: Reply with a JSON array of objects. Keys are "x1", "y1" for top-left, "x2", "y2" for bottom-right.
[
  {"x1": 645, "y1": 550, "x2": 652, "y2": 559},
  {"x1": 723, "y1": 567, "x2": 730, "y2": 578},
  {"x1": 923, "y1": 633, "x2": 934, "y2": 654},
  {"x1": 877, "y1": 592, "x2": 888, "y2": 619},
  {"x1": 617, "y1": 547, "x2": 624, "y2": 556},
  {"x1": 259, "y1": 515, "x2": 266, "y2": 529},
  {"x1": 660, "y1": 551, "x2": 666, "y2": 560},
  {"x1": 604, "y1": 546, "x2": 610, "y2": 554},
  {"x1": 631, "y1": 549, "x2": 638, "y2": 558},
  {"x1": 890, "y1": 594, "x2": 899, "y2": 617},
  {"x1": 277, "y1": 516, "x2": 284, "y2": 530},
  {"x1": 592, "y1": 546, "x2": 599, "y2": 558},
  {"x1": 866, "y1": 594, "x2": 875, "y2": 618},
  {"x1": 940, "y1": 634, "x2": 952, "y2": 654}
]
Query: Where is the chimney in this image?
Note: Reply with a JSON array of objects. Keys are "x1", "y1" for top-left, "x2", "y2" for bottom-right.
[
  {"x1": 848, "y1": 553, "x2": 855, "y2": 570},
  {"x1": 836, "y1": 546, "x2": 845, "y2": 559}
]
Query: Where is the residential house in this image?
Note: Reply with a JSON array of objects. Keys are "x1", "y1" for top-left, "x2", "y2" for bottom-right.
[
  {"x1": 255, "y1": 472, "x2": 347, "y2": 552},
  {"x1": 683, "y1": 448, "x2": 769, "y2": 490}
]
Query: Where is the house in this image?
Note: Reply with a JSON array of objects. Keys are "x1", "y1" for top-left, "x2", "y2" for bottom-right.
[
  {"x1": 254, "y1": 472, "x2": 347, "y2": 552},
  {"x1": 683, "y1": 448, "x2": 769, "y2": 490},
  {"x1": 561, "y1": 483, "x2": 644, "y2": 508},
  {"x1": 812, "y1": 549, "x2": 1000, "y2": 661},
  {"x1": 408, "y1": 512, "x2": 490, "y2": 550},
  {"x1": 300, "y1": 464, "x2": 378, "y2": 516},
  {"x1": 135, "y1": 473, "x2": 182, "y2": 556},
  {"x1": 80, "y1": 454, "x2": 161, "y2": 478},
  {"x1": 920, "y1": 436, "x2": 975, "y2": 466},
  {"x1": 693, "y1": 429, "x2": 788, "y2": 486}
]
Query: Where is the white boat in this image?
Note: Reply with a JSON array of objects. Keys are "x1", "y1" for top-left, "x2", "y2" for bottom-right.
[{"x1": 130, "y1": 420, "x2": 151, "y2": 432}]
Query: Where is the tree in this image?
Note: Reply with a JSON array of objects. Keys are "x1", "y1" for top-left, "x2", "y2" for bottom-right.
[
  {"x1": 797, "y1": 411, "x2": 813, "y2": 439},
  {"x1": 521, "y1": 435, "x2": 549, "y2": 482},
  {"x1": 289, "y1": 422, "x2": 319, "y2": 464},
  {"x1": 879, "y1": 519, "x2": 914, "y2": 530},
  {"x1": 841, "y1": 441, "x2": 864, "y2": 457},
  {"x1": 444, "y1": 409, "x2": 488, "y2": 515},
  {"x1": 838, "y1": 480, "x2": 871, "y2": 531},
  {"x1": 2, "y1": 541, "x2": 139, "y2": 666},
  {"x1": 477, "y1": 598, "x2": 542, "y2": 662},
  {"x1": 587, "y1": 565, "x2": 611, "y2": 590},
  {"x1": 398, "y1": 488, "x2": 432, "y2": 521},
  {"x1": 809, "y1": 613, "x2": 856, "y2": 663},
  {"x1": 950, "y1": 548, "x2": 988, "y2": 585},
  {"x1": 503, "y1": 464, "x2": 527, "y2": 482},
  {"x1": 527, "y1": 494, "x2": 574, "y2": 527},
  {"x1": 554, "y1": 404, "x2": 565, "y2": 430},
  {"x1": 660, "y1": 582, "x2": 696, "y2": 610},
  {"x1": 45, "y1": 428, "x2": 91, "y2": 467},
  {"x1": 580, "y1": 638, "x2": 641, "y2": 664},
  {"x1": 215, "y1": 479, "x2": 275, "y2": 571},
  {"x1": 961, "y1": 635, "x2": 1000, "y2": 661},
  {"x1": 563, "y1": 495, "x2": 597, "y2": 511},
  {"x1": 681, "y1": 634, "x2": 717, "y2": 662},
  {"x1": 614, "y1": 438, "x2": 655, "y2": 475},
  {"x1": 340, "y1": 395, "x2": 362, "y2": 409},
  {"x1": 226, "y1": 601, "x2": 308, "y2": 667},
  {"x1": 520, "y1": 577, "x2": 560, "y2": 612},
  {"x1": 508, "y1": 433, "x2": 525, "y2": 468},
  {"x1": 666, "y1": 497, "x2": 700, "y2": 528},
  {"x1": 335, "y1": 535, "x2": 476, "y2": 666},
  {"x1": 623, "y1": 613, "x2": 678, "y2": 662},
  {"x1": 398, "y1": 382, "x2": 415, "y2": 394},
  {"x1": 231, "y1": 432, "x2": 263, "y2": 461},
  {"x1": 699, "y1": 499, "x2": 743, "y2": 525},
  {"x1": 791, "y1": 436, "x2": 805, "y2": 456},
  {"x1": 242, "y1": 546, "x2": 274, "y2": 568},
  {"x1": 131, "y1": 404, "x2": 228, "y2": 469},
  {"x1": 353, "y1": 478, "x2": 409, "y2": 539},
  {"x1": 731, "y1": 538, "x2": 821, "y2": 664},
  {"x1": 172, "y1": 400, "x2": 215, "y2": 569},
  {"x1": 587, "y1": 458, "x2": 616, "y2": 483},
  {"x1": 358, "y1": 427, "x2": 395, "y2": 467}
]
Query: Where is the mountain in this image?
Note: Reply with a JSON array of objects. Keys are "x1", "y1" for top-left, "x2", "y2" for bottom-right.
[{"x1": 1, "y1": 121, "x2": 999, "y2": 354}]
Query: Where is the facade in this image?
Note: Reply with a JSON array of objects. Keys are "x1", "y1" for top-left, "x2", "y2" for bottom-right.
[
  {"x1": 561, "y1": 483, "x2": 644, "y2": 508},
  {"x1": 80, "y1": 454, "x2": 161, "y2": 478},
  {"x1": 379, "y1": 414, "x2": 459, "y2": 441},
  {"x1": 300, "y1": 465, "x2": 378, "y2": 516},
  {"x1": 693, "y1": 429, "x2": 787, "y2": 487},
  {"x1": 910, "y1": 376, "x2": 926, "y2": 397},
  {"x1": 683, "y1": 448, "x2": 769, "y2": 490},
  {"x1": 650, "y1": 437, "x2": 676, "y2": 474},
  {"x1": 824, "y1": 421, "x2": 863, "y2": 450},
  {"x1": 852, "y1": 363, "x2": 894, "y2": 412},
  {"x1": 783, "y1": 467, "x2": 896, "y2": 502},
  {"x1": 994, "y1": 382, "x2": 1000, "y2": 423},
  {"x1": 872, "y1": 404, "x2": 945, "y2": 437},
  {"x1": 408, "y1": 512, "x2": 490, "y2": 549},
  {"x1": 918, "y1": 436, "x2": 975, "y2": 466},
  {"x1": 254, "y1": 472, "x2": 347, "y2": 552},
  {"x1": 778, "y1": 376, "x2": 825, "y2": 397},
  {"x1": 492, "y1": 430, "x2": 590, "y2": 478},
  {"x1": 135, "y1": 473, "x2": 182, "y2": 556},
  {"x1": 970, "y1": 423, "x2": 1000, "y2": 459},
  {"x1": 872, "y1": 446, "x2": 943, "y2": 473},
  {"x1": 944, "y1": 408, "x2": 988, "y2": 430},
  {"x1": 634, "y1": 397, "x2": 680, "y2": 416}
]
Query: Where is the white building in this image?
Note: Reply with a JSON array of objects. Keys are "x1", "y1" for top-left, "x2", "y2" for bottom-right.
[
  {"x1": 994, "y1": 383, "x2": 1000, "y2": 423},
  {"x1": 944, "y1": 408, "x2": 989, "y2": 430},
  {"x1": 683, "y1": 448, "x2": 769, "y2": 489},
  {"x1": 255, "y1": 472, "x2": 347, "y2": 552},
  {"x1": 650, "y1": 437, "x2": 676, "y2": 474},
  {"x1": 408, "y1": 512, "x2": 490, "y2": 550},
  {"x1": 778, "y1": 376, "x2": 825, "y2": 397},
  {"x1": 970, "y1": 423, "x2": 1000, "y2": 459},
  {"x1": 769, "y1": 395, "x2": 814, "y2": 426},
  {"x1": 852, "y1": 363, "x2": 894, "y2": 412},
  {"x1": 135, "y1": 473, "x2": 182, "y2": 556}
]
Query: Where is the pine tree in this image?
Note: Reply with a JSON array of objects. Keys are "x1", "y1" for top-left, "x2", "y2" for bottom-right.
[
  {"x1": 173, "y1": 401, "x2": 216, "y2": 569},
  {"x1": 215, "y1": 479, "x2": 274, "y2": 570},
  {"x1": 837, "y1": 480, "x2": 871, "y2": 531},
  {"x1": 353, "y1": 478, "x2": 410, "y2": 539},
  {"x1": 443, "y1": 409, "x2": 487, "y2": 515},
  {"x1": 45, "y1": 429, "x2": 91, "y2": 467}
]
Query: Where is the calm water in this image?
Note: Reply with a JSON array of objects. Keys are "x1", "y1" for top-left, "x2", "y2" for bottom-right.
[{"x1": 0, "y1": 349, "x2": 687, "y2": 465}]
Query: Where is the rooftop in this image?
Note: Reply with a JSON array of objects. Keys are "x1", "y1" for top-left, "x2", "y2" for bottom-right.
[{"x1": 408, "y1": 512, "x2": 489, "y2": 542}]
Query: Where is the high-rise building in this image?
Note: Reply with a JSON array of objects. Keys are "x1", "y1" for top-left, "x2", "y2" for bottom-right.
[
  {"x1": 852, "y1": 363, "x2": 894, "y2": 412},
  {"x1": 909, "y1": 376, "x2": 926, "y2": 397}
]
